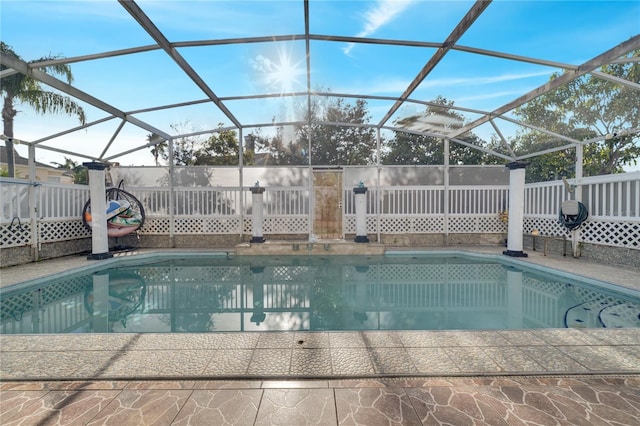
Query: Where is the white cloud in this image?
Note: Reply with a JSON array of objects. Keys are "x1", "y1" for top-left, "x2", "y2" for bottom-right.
[
  {"x1": 359, "y1": 0, "x2": 414, "y2": 36},
  {"x1": 332, "y1": 69, "x2": 551, "y2": 97},
  {"x1": 343, "y1": 0, "x2": 416, "y2": 55},
  {"x1": 416, "y1": 70, "x2": 553, "y2": 90},
  {"x1": 454, "y1": 90, "x2": 528, "y2": 104}
]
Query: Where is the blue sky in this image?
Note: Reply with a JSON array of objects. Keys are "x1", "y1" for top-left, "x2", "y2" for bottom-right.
[{"x1": 1, "y1": 0, "x2": 639, "y2": 168}]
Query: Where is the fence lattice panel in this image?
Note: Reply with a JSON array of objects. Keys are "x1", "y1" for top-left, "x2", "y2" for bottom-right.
[
  {"x1": 523, "y1": 217, "x2": 568, "y2": 237},
  {"x1": 264, "y1": 216, "x2": 308, "y2": 234},
  {"x1": 1, "y1": 222, "x2": 31, "y2": 247},
  {"x1": 524, "y1": 217, "x2": 639, "y2": 248},
  {"x1": 581, "y1": 220, "x2": 639, "y2": 248},
  {"x1": 39, "y1": 219, "x2": 89, "y2": 243}
]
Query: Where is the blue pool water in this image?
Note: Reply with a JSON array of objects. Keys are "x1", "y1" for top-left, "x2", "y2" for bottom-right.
[{"x1": 1, "y1": 253, "x2": 639, "y2": 334}]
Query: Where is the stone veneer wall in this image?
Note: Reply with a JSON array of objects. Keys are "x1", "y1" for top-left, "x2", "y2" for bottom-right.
[
  {"x1": 522, "y1": 235, "x2": 640, "y2": 267},
  {"x1": 1, "y1": 233, "x2": 637, "y2": 269}
]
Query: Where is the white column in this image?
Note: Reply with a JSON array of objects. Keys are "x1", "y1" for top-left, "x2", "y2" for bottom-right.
[
  {"x1": 504, "y1": 161, "x2": 528, "y2": 257},
  {"x1": 83, "y1": 162, "x2": 112, "y2": 260},
  {"x1": 354, "y1": 183, "x2": 369, "y2": 243},
  {"x1": 250, "y1": 183, "x2": 265, "y2": 243}
]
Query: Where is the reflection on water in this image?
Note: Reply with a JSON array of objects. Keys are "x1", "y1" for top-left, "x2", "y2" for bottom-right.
[
  {"x1": 84, "y1": 271, "x2": 146, "y2": 330},
  {"x1": 1, "y1": 255, "x2": 639, "y2": 334}
]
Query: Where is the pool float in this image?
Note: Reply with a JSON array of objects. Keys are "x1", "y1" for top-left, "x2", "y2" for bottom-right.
[
  {"x1": 106, "y1": 199, "x2": 130, "y2": 219},
  {"x1": 85, "y1": 201, "x2": 142, "y2": 237},
  {"x1": 103, "y1": 209, "x2": 143, "y2": 237},
  {"x1": 108, "y1": 209, "x2": 143, "y2": 228},
  {"x1": 84, "y1": 199, "x2": 130, "y2": 224}
]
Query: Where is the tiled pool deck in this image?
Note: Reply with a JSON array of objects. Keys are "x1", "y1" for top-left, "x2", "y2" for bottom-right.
[{"x1": 1, "y1": 246, "x2": 639, "y2": 424}]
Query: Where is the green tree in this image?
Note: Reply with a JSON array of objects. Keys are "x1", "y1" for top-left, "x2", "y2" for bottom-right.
[
  {"x1": 195, "y1": 127, "x2": 251, "y2": 165},
  {"x1": 147, "y1": 133, "x2": 167, "y2": 166},
  {"x1": 249, "y1": 126, "x2": 308, "y2": 165},
  {"x1": 150, "y1": 122, "x2": 254, "y2": 167},
  {"x1": 512, "y1": 50, "x2": 639, "y2": 181},
  {"x1": 302, "y1": 98, "x2": 377, "y2": 165},
  {"x1": 382, "y1": 130, "x2": 441, "y2": 165},
  {"x1": 51, "y1": 156, "x2": 87, "y2": 184},
  {"x1": 247, "y1": 97, "x2": 376, "y2": 166},
  {"x1": 1, "y1": 42, "x2": 86, "y2": 178},
  {"x1": 149, "y1": 122, "x2": 199, "y2": 166}
]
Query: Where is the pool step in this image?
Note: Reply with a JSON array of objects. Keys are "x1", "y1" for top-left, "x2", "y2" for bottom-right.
[{"x1": 235, "y1": 239, "x2": 385, "y2": 256}]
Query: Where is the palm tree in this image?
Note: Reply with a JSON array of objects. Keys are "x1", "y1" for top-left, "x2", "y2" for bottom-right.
[
  {"x1": 1, "y1": 42, "x2": 86, "y2": 177},
  {"x1": 147, "y1": 132, "x2": 167, "y2": 166},
  {"x1": 51, "y1": 156, "x2": 87, "y2": 184}
]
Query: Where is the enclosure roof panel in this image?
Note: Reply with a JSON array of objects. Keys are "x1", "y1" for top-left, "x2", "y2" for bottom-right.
[{"x1": 1, "y1": 0, "x2": 638, "y2": 167}]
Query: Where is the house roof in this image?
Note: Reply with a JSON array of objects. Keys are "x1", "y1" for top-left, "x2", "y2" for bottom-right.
[{"x1": 0, "y1": 145, "x2": 61, "y2": 171}]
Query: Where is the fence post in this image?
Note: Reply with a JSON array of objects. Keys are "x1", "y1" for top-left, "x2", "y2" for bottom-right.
[
  {"x1": 28, "y1": 145, "x2": 39, "y2": 261},
  {"x1": 571, "y1": 144, "x2": 584, "y2": 257},
  {"x1": 504, "y1": 161, "x2": 529, "y2": 257}
]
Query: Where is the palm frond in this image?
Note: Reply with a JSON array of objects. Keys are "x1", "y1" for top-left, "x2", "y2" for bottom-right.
[{"x1": 17, "y1": 90, "x2": 86, "y2": 124}]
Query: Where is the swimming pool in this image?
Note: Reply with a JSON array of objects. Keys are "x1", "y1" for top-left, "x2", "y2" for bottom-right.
[{"x1": 2, "y1": 253, "x2": 639, "y2": 334}]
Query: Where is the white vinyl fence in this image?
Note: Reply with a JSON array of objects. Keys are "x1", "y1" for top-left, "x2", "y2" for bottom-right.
[{"x1": 2, "y1": 171, "x2": 638, "y2": 250}]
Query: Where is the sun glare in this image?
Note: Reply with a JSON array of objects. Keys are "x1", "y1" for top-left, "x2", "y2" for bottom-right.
[{"x1": 263, "y1": 47, "x2": 305, "y2": 95}]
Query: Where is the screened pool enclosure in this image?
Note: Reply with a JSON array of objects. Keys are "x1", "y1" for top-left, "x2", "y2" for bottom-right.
[{"x1": 1, "y1": 1, "x2": 639, "y2": 265}]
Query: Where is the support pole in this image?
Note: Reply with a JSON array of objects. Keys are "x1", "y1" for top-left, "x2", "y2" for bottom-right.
[
  {"x1": 83, "y1": 161, "x2": 112, "y2": 260},
  {"x1": 250, "y1": 182, "x2": 265, "y2": 243},
  {"x1": 572, "y1": 144, "x2": 584, "y2": 257},
  {"x1": 354, "y1": 182, "x2": 369, "y2": 243},
  {"x1": 443, "y1": 138, "x2": 450, "y2": 241},
  {"x1": 503, "y1": 161, "x2": 528, "y2": 257},
  {"x1": 28, "y1": 145, "x2": 39, "y2": 261}
]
